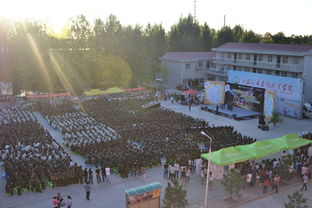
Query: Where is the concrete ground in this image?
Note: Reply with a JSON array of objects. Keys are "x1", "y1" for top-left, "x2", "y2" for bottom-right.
[{"x1": 1, "y1": 100, "x2": 312, "y2": 208}]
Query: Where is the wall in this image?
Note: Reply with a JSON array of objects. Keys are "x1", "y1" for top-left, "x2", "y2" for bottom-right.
[{"x1": 303, "y1": 55, "x2": 312, "y2": 104}]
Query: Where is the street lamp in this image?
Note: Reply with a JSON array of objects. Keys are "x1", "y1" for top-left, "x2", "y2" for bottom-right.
[{"x1": 201, "y1": 131, "x2": 213, "y2": 208}]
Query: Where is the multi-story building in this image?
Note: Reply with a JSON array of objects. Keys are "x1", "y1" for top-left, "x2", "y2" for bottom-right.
[
  {"x1": 160, "y1": 52, "x2": 216, "y2": 89},
  {"x1": 211, "y1": 42, "x2": 312, "y2": 103}
]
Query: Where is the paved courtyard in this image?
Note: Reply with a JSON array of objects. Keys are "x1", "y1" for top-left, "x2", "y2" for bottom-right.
[{"x1": 1, "y1": 100, "x2": 312, "y2": 208}]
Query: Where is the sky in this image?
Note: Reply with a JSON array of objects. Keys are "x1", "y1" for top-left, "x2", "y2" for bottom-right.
[{"x1": 0, "y1": 0, "x2": 311, "y2": 35}]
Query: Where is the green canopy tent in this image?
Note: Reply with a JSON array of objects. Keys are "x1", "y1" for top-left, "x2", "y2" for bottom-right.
[
  {"x1": 268, "y1": 133, "x2": 312, "y2": 150},
  {"x1": 201, "y1": 134, "x2": 312, "y2": 165},
  {"x1": 84, "y1": 87, "x2": 125, "y2": 96},
  {"x1": 235, "y1": 139, "x2": 283, "y2": 160},
  {"x1": 201, "y1": 146, "x2": 253, "y2": 166}
]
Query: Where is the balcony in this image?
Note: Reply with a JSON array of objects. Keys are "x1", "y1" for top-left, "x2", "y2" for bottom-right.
[
  {"x1": 213, "y1": 58, "x2": 304, "y2": 73},
  {"x1": 196, "y1": 68, "x2": 227, "y2": 76}
]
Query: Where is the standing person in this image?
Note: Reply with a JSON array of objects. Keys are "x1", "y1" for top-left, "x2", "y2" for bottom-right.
[
  {"x1": 180, "y1": 166, "x2": 186, "y2": 184},
  {"x1": 263, "y1": 176, "x2": 270, "y2": 194},
  {"x1": 245, "y1": 172, "x2": 252, "y2": 189},
  {"x1": 140, "y1": 166, "x2": 146, "y2": 182},
  {"x1": 59, "y1": 198, "x2": 66, "y2": 208},
  {"x1": 101, "y1": 164, "x2": 106, "y2": 182},
  {"x1": 105, "y1": 166, "x2": 111, "y2": 183},
  {"x1": 66, "y1": 195, "x2": 72, "y2": 208},
  {"x1": 186, "y1": 167, "x2": 191, "y2": 184},
  {"x1": 83, "y1": 168, "x2": 88, "y2": 183},
  {"x1": 53, "y1": 196, "x2": 58, "y2": 208},
  {"x1": 95, "y1": 167, "x2": 101, "y2": 184},
  {"x1": 163, "y1": 164, "x2": 169, "y2": 179},
  {"x1": 208, "y1": 172, "x2": 214, "y2": 190},
  {"x1": 272, "y1": 174, "x2": 280, "y2": 193},
  {"x1": 300, "y1": 174, "x2": 308, "y2": 191},
  {"x1": 88, "y1": 168, "x2": 93, "y2": 184},
  {"x1": 200, "y1": 168, "x2": 205, "y2": 185},
  {"x1": 84, "y1": 182, "x2": 91, "y2": 200},
  {"x1": 174, "y1": 162, "x2": 180, "y2": 179},
  {"x1": 188, "y1": 99, "x2": 192, "y2": 111},
  {"x1": 169, "y1": 165, "x2": 175, "y2": 181}
]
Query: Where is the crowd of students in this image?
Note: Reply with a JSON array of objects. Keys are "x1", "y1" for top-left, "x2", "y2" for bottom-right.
[
  {"x1": 33, "y1": 92, "x2": 255, "y2": 178},
  {"x1": 0, "y1": 107, "x2": 83, "y2": 195},
  {"x1": 46, "y1": 112, "x2": 120, "y2": 147}
]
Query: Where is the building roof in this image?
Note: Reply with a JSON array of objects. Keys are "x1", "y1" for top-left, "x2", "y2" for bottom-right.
[
  {"x1": 160, "y1": 51, "x2": 216, "y2": 61},
  {"x1": 214, "y1": 42, "x2": 312, "y2": 54},
  {"x1": 125, "y1": 182, "x2": 162, "y2": 196}
]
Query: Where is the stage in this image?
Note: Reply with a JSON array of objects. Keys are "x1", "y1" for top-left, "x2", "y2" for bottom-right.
[{"x1": 201, "y1": 104, "x2": 261, "y2": 120}]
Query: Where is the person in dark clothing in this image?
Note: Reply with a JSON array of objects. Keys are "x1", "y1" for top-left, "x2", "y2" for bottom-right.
[{"x1": 84, "y1": 182, "x2": 91, "y2": 200}]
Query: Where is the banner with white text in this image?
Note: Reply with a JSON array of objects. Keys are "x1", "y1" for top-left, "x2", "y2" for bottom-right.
[{"x1": 228, "y1": 70, "x2": 303, "y2": 118}]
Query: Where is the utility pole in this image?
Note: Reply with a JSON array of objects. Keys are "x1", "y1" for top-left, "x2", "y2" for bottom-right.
[
  {"x1": 224, "y1": 15, "x2": 226, "y2": 26},
  {"x1": 194, "y1": 0, "x2": 197, "y2": 21}
]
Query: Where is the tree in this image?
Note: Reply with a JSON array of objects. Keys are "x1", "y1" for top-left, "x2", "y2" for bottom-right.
[
  {"x1": 240, "y1": 30, "x2": 261, "y2": 43},
  {"x1": 163, "y1": 180, "x2": 188, "y2": 208},
  {"x1": 220, "y1": 169, "x2": 244, "y2": 199},
  {"x1": 200, "y1": 23, "x2": 214, "y2": 50},
  {"x1": 216, "y1": 26, "x2": 235, "y2": 46},
  {"x1": 168, "y1": 15, "x2": 201, "y2": 51},
  {"x1": 284, "y1": 191, "x2": 308, "y2": 208},
  {"x1": 269, "y1": 112, "x2": 282, "y2": 127},
  {"x1": 232, "y1": 25, "x2": 245, "y2": 42}
]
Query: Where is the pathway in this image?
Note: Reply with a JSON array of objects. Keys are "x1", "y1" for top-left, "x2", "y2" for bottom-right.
[{"x1": 33, "y1": 112, "x2": 87, "y2": 168}]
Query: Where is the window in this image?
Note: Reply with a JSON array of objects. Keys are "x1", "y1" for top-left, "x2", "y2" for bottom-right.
[
  {"x1": 199, "y1": 61, "x2": 203, "y2": 67},
  {"x1": 253, "y1": 68, "x2": 257, "y2": 73},
  {"x1": 246, "y1": 54, "x2": 250, "y2": 60},
  {"x1": 185, "y1": 63, "x2": 190, "y2": 69},
  {"x1": 238, "y1": 53, "x2": 242, "y2": 59},
  {"x1": 276, "y1": 71, "x2": 280, "y2": 76},
  {"x1": 199, "y1": 78, "x2": 204, "y2": 83},
  {"x1": 211, "y1": 63, "x2": 216, "y2": 68},
  {"x1": 258, "y1": 55, "x2": 263, "y2": 61},
  {"x1": 281, "y1": 72, "x2": 287, "y2": 77},
  {"x1": 206, "y1": 61, "x2": 210, "y2": 68},
  {"x1": 183, "y1": 79, "x2": 188, "y2": 84},
  {"x1": 282, "y1": 56, "x2": 288, "y2": 64},
  {"x1": 268, "y1": 55, "x2": 273, "y2": 62},
  {"x1": 227, "y1": 53, "x2": 231, "y2": 58},
  {"x1": 245, "y1": 68, "x2": 249, "y2": 72},
  {"x1": 292, "y1": 72, "x2": 298, "y2": 78},
  {"x1": 266, "y1": 71, "x2": 271, "y2": 75},
  {"x1": 257, "y1": 69, "x2": 262, "y2": 74},
  {"x1": 293, "y1": 57, "x2": 299, "y2": 64}
]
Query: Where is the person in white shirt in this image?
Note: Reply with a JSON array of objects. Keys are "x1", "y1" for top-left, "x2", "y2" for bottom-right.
[
  {"x1": 105, "y1": 167, "x2": 111, "y2": 182},
  {"x1": 246, "y1": 173, "x2": 252, "y2": 188}
]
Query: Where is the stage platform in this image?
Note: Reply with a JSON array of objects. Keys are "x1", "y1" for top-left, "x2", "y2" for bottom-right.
[{"x1": 201, "y1": 104, "x2": 261, "y2": 120}]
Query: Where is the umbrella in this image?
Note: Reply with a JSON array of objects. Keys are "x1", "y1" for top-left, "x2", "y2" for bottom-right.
[{"x1": 183, "y1": 89, "x2": 199, "y2": 95}]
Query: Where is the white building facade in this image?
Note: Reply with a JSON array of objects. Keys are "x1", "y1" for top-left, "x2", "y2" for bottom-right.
[
  {"x1": 160, "y1": 52, "x2": 216, "y2": 89},
  {"x1": 211, "y1": 43, "x2": 312, "y2": 104}
]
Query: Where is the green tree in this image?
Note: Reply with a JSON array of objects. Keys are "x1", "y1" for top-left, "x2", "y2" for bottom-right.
[
  {"x1": 163, "y1": 180, "x2": 188, "y2": 208},
  {"x1": 241, "y1": 30, "x2": 261, "y2": 43},
  {"x1": 269, "y1": 112, "x2": 282, "y2": 127},
  {"x1": 168, "y1": 15, "x2": 201, "y2": 51},
  {"x1": 284, "y1": 191, "x2": 308, "y2": 208},
  {"x1": 220, "y1": 169, "x2": 244, "y2": 199},
  {"x1": 200, "y1": 23, "x2": 215, "y2": 50},
  {"x1": 232, "y1": 25, "x2": 245, "y2": 42},
  {"x1": 216, "y1": 26, "x2": 235, "y2": 46}
]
